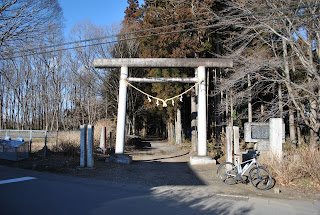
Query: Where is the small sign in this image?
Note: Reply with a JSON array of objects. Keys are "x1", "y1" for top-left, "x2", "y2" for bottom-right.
[{"x1": 251, "y1": 125, "x2": 269, "y2": 139}]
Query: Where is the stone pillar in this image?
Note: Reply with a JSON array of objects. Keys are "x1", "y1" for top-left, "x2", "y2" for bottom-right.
[
  {"x1": 233, "y1": 126, "x2": 240, "y2": 154},
  {"x1": 115, "y1": 66, "x2": 128, "y2": 154},
  {"x1": 197, "y1": 66, "x2": 207, "y2": 156},
  {"x1": 100, "y1": 125, "x2": 106, "y2": 154},
  {"x1": 87, "y1": 125, "x2": 94, "y2": 168},
  {"x1": 80, "y1": 124, "x2": 87, "y2": 167},
  {"x1": 269, "y1": 118, "x2": 283, "y2": 159},
  {"x1": 226, "y1": 126, "x2": 233, "y2": 163}
]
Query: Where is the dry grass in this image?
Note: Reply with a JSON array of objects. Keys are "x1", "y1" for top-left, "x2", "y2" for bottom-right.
[
  {"x1": 28, "y1": 119, "x2": 117, "y2": 154},
  {"x1": 92, "y1": 119, "x2": 116, "y2": 148},
  {"x1": 259, "y1": 146, "x2": 320, "y2": 190},
  {"x1": 53, "y1": 119, "x2": 117, "y2": 150}
]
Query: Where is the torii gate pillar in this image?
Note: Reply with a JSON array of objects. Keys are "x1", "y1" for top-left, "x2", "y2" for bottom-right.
[
  {"x1": 189, "y1": 66, "x2": 216, "y2": 165},
  {"x1": 115, "y1": 66, "x2": 128, "y2": 154},
  {"x1": 197, "y1": 66, "x2": 207, "y2": 156}
]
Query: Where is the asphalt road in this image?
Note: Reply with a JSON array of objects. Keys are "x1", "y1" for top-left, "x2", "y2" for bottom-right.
[{"x1": 0, "y1": 165, "x2": 319, "y2": 215}]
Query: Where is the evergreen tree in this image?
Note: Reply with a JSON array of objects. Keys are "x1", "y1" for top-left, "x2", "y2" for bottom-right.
[{"x1": 124, "y1": 0, "x2": 140, "y2": 23}]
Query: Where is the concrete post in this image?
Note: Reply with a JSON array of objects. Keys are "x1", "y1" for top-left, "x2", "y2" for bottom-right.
[
  {"x1": 226, "y1": 126, "x2": 233, "y2": 163},
  {"x1": 44, "y1": 130, "x2": 47, "y2": 158},
  {"x1": 233, "y1": 126, "x2": 240, "y2": 154},
  {"x1": 100, "y1": 125, "x2": 106, "y2": 154},
  {"x1": 269, "y1": 118, "x2": 283, "y2": 159},
  {"x1": 87, "y1": 125, "x2": 94, "y2": 168},
  {"x1": 29, "y1": 131, "x2": 32, "y2": 153},
  {"x1": 115, "y1": 66, "x2": 128, "y2": 154},
  {"x1": 80, "y1": 124, "x2": 87, "y2": 167},
  {"x1": 197, "y1": 66, "x2": 207, "y2": 156}
]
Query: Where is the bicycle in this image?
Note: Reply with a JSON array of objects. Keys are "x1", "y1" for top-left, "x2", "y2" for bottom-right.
[{"x1": 217, "y1": 151, "x2": 273, "y2": 190}]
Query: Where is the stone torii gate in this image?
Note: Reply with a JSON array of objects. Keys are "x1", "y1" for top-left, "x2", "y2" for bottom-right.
[{"x1": 94, "y1": 58, "x2": 233, "y2": 164}]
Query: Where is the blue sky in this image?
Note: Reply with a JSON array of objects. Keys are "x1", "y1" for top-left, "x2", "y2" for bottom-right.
[{"x1": 58, "y1": 0, "x2": 129, "y2": 36}]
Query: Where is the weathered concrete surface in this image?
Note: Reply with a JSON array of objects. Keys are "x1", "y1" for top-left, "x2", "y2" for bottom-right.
[
  {"x1": 269, "y1": 118, "x2": 283, "y2": 158},
  {"x1": 189, "y1": 156, "x2": 216, "y2": 165},
  {"x1": 127, "y1": 77, "x2": 198, "y2": 83},
  {"x1": 80, "y1": 124, "x2": 87, "y2": 167},
  {"x1": 87, "y1": 125, "x2": 94, "y2": 168},
  {"x1": 226, "y1": 126, "x2": 233, "y2": 163},
  {"x1": 197, "y1": 66, "x2": 207, "y2": 157},
  {"x1": 94, "y1": 58, "x2": 233, "y2": 68},
  {"x1": 105, "y1": 154, "x2": 132, "y2": 164}
]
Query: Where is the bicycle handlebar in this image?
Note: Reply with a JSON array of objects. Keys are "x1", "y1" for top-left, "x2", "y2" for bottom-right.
[{"x1": 253, "y1": 151, "x2": 260, "y2": 158}]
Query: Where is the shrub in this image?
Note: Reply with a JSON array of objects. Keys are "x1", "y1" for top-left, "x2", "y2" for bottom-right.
[
  {"x1": 298, "y1": 146, "x2": 320, "y2": 185},
  {"x1": 52, "y1": 141, "x2": 79, "y2": 157}
]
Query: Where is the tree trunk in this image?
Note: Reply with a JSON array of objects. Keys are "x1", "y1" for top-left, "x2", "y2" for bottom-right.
[
  {"x1": 126, "y1": 115, "x2": 131, "y2": 135},
  {"x1": 174, "y1": 113, "x2": 177, "y2": 144},
  {"x1": 248, "y1": 74, "x2": 252, "y2": 123},
  {"x1": 167, "y1": 121, "x2": 174, "y2": 143},
  {"x1": 307, "y1": 32, "x2": 320, "y2": 149},
  {"x1": 289, "y1": 105, "x2": 297, "y2": 147},
  {"x1": 278, "y1": 85, "x2": 283, "y2": 121},
  {"x1": 142, "y1": 118, "x2": 147, "y2": 138},
  {"x1": 310, "y1": 99, "x2": 319, "y2": 149},
  {"x1": 105, "y1": 96, "x2": 108, "y2": 120},
  {"x1": 225, "y1": 91, "x2": 229, "y2": 125},
  {"x1": 230, "y1": 89, "x2": 234, "y2": 127},
  {"x1": 297, "y1": 124, "x2": 302, "y2": 146},
  {"x1": 175, "y1": 108, "x2": 182, "y2": 145},
  {"x1": 167, "y1": 121, "x2": 171, "y2": 142},
  {"x1": 132, "y1": 113, "x2": 136, "y2": 135},
  {"x1": 310, "y1": 128, "x2": 319, "y2": 150}
]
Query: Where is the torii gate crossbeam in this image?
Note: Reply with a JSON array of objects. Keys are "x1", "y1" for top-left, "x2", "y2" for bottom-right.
[{"x1": 93, "y1": 58, "x2": 233, "y2": 164}]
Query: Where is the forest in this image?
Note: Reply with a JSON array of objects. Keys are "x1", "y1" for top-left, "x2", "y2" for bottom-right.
[{"x1": 0, "y1": 0, "x2": 319, "y2": 149}]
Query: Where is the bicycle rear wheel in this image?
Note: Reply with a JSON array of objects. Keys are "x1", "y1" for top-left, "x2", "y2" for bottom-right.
[
  {"x1": 217, "y1": 162, "x2": 238, "y2": 185},
  {"x1": 249, "y1": 166, "x2": 272, "y2": 190}
]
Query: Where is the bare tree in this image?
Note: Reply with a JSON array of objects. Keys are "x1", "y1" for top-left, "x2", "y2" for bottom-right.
[
  {"x1": 0, "y1": 0, "x2": 62, "y2": 58},
  {"x1": 212, "y1": 0, "x2": 320, "y2": 147}
]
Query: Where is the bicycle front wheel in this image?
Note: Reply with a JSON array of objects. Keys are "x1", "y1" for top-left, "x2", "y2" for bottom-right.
[
  {"x1": 249, "y1": 166, "x2": 272, "y2": 190},
  {"x1": 217, "y1": 162, "x2": 238, "y2": 185}
]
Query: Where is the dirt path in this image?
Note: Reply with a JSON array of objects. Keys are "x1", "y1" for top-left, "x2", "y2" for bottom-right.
[{"x1": 129, "y1": 140, "x2": 191, "y2": 162}]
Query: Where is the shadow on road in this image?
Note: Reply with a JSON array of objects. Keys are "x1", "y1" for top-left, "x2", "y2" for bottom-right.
[
  {"x1": 134, "y1": 152, "x2": 190, "y2": 162},
  {"x1": 124, "y1": 161, "x2": 205, "y2": 186}
]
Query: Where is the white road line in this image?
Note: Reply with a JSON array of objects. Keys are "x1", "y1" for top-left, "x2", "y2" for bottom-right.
[
  {"x1": 0, "y1": 176, "x2": 36, "y2": 185},
  {"x1": 216, "y1": 194, "x2": 249, "y2": 200}
]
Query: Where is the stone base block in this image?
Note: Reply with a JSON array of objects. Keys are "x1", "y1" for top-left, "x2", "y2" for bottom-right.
[
  {"x1": 105, "y1": 154, "x2": 132, "y2": 164},
  {"x1": 190, "y1": 156, "x2": 216, "y2": 165},
  {"x1": 76, "y1": 166, "x2": 95, "y2": 170}
]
